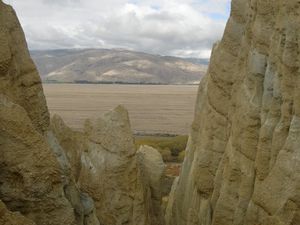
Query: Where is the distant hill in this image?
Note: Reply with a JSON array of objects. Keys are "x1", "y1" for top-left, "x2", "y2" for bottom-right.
[{"x1": 30, "y1": 49, "x2": 208, "y2": 84}]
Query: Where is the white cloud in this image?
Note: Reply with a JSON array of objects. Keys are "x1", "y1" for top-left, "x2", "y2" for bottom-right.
[{"x1": 3, "y1": 0, "x2": 230, "y2": 58}]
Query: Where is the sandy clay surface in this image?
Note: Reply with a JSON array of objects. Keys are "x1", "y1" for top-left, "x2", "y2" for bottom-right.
[{"x1": 43, "y1": 84, "x2": 198, "y2": 134}]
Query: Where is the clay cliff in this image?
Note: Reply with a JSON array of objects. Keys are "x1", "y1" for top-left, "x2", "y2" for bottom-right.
[
  {"x1": 51, "y1": 109, "x2": 166, "y2": 225},
  {"x1": 166, "y1": 0, "x2": 300, "y2": 225},
  {"x1": 0, "y1": 2, "x2": 99, "y2": 224},
  {"x1": 0, "y1": 2, "x2": 49, "y2": 134},
  {"x1": 137, "y1": 145, "x2": 166, "y2": 225},
  {"x1": 0, "y1": 1, "x2": 164, "y2": 225},
  {"x1": 2, "y1": 0, "x2": 300, "y2": 225},
  {"x1": 0, "y1": 200, "x2": 35, "y2": 225}
]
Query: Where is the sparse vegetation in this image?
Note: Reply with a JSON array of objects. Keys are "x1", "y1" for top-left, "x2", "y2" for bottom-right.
[
  {"x1": 178, "y1": 150, "x2": 186, "y2": 162},
  {"x1": 135, "y1": 135, "x2": 188, "y2": 162}
]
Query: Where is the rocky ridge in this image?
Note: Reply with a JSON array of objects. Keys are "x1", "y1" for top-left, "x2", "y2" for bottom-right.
[{"x1": 166, "y1": 0, "x2": 300, "y2": 225}]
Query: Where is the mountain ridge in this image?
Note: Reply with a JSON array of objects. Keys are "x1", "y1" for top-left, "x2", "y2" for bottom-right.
[{"x1": 30, "y1": 48, "x2": 208, "y2": 85}]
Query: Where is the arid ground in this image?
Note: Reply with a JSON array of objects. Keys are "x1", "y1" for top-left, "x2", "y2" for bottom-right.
[{"x1": 43, "y1": 84, "x2": 198, "y2": 134}]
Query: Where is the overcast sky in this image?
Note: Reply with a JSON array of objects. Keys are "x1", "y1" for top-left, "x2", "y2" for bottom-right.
[{"x1": 4, "y1": 0, "x2": 231, "y2": 58}]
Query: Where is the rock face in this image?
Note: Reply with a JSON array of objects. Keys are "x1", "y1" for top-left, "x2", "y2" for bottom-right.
[
  {"x1": 0, "y1": 2, "x2": 79, "y2": 224},
  {"x1": 0, "y1": 94, "x2": 78, "y2": 225},
  {"x1": 137, "y1": 145, "x2": 166, "y2": 225},
  {"x1": 0, "y1": 2, "x2": 165, "y2": 225},
  {"x1": 164, "y1": 177, "x2": 178, "y2": 225},
  {"x1": 77, "y1": 106, "x2": 149, "y2": 225},
  {"x1": 166, "y1": 0, "x2": 300, "y2": 225},
  {"x1": 51, "y1": 108, "x2": 166, "y2": 225},
  {"x1": 0, "y1": 200, "x2": 35, "y2": 225},
  {"x1": 0, "y1": 1, "x2": 49, "y2": 134},
  {"x1": 0, "y1": 2, "x2": 96, "y2": 225}
]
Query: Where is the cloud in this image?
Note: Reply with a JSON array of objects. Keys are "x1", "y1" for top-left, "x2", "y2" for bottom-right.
[{"x1": 3, "y1": 0, "x2": 230, "y2": 58}]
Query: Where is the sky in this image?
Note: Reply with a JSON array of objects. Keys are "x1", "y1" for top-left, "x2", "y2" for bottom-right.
[{"x1": 3, "y1": 0, "x2": 231, "y2": 58}]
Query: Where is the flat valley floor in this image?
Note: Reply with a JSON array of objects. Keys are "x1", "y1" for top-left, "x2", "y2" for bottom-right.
[{"x1": 43, "y1": 84, "x2": 198, "y2": 135}]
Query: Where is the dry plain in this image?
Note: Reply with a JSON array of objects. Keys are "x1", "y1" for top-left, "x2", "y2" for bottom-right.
[{"x1": 43, "y1": 84, "x2": 198, "y2": 135}]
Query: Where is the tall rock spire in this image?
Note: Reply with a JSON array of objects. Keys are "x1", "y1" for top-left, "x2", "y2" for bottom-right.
[{"x1": 166, "y1": 0, "x2": 300, "y2": 224}]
